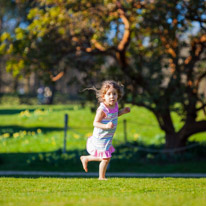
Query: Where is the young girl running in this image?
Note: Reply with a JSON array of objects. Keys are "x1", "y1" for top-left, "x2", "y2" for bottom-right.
[{"x1": 80, "y1": 80, "x2": 130, "y2": 180}]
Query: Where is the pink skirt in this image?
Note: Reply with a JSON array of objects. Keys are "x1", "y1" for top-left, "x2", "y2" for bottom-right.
[{"x1": 86, "y1": 136, "x2": 115, "y2": 158}]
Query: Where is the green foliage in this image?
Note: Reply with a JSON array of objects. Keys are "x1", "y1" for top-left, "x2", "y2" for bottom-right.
[
  {"x1": 0, "y1": 32, "x2": 11, "y2": 42},
  {"x1": 6, "y1": 59, "x2": 25, "y2": 77}
]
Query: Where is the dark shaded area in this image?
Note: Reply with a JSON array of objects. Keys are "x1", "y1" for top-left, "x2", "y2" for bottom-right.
[
  {"x1": 0, "y1": 125, "x2": 64, "y2": 136},
  {"x1": 0, "y1": 109, "x2": 36, "y2": 115},
  {"x1": 0, "y1": 106, "x2": 80, "y2": 116},
  {"x1": 0, "y1": 142, "x2": 205, "y2": 175}
]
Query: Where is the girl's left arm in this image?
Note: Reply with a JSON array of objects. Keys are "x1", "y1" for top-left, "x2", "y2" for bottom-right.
[{"x1": 118, "y1": 107, "x2": 130, "y2": 116}]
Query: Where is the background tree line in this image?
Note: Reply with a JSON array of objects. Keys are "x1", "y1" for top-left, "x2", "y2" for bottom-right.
[{"x1": 0, "y1": 0, "x2": 206, "y2": 150}]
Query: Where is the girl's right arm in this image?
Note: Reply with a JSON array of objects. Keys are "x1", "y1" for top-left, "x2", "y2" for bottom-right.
[{"x1": 93, "y1": 108, "x2": 114, "y2": 129}]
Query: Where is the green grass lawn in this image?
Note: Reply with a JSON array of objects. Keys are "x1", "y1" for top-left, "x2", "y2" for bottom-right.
[
  {"x1": 0, "y1": 103, "x2": 205, "y2": 173},
  {"x1": 0, "y1": 177, "x2": 205, "y2": 206},
  {"x1": 0, "y1": 103, "x2": 205, "y2": 153},
  {"x1": 0, "y1": 104, "x2": 164, "y2": 152}
]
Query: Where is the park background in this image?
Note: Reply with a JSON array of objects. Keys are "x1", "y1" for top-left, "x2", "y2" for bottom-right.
[
  {"x1": 0, "y1": 0, "x2": 206, "y2": 174},
  {"x1": 0, "y1": 1, "x2": 206, "y2": 206}
]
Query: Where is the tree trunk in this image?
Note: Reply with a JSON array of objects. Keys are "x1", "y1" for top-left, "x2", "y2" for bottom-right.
[
  {"x1": 156, "y1": 111, "x2": 206, "y2": 150},
  {"x1": 48, "y1": 85, "x2": 55, "y2": 104},
  {"x1": 153, "y1": 108, "x2": 206, "y2": 151},
  {"x1": 165, "y1": 132, "x2": 187, "y2": 150},
  {"x1": 13, "y1": 76, "x2": 18, "y2": 92}
]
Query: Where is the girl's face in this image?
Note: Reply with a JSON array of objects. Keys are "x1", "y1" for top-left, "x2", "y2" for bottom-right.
[{"x1": 103, "y1": 86, "x2": 118, "y2": 107}]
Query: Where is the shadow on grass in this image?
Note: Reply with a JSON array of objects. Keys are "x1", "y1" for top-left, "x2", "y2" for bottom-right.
[
  {"x1": 0, "y1": 125, "x2": 64, "y2": 136},
  {"x1": 0, "y1": 142, "x2": 206, "y2": 178},
  {"x1": 0, "y1": 106, "x2": 82, "y2": 116},
  {"x1": 0, "y1": 109, "x2": 37, "y2": 115}
]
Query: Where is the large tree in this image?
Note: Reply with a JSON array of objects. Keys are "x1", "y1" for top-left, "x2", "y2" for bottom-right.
[{"x1": 1, "y1": 0, "x2": 206, "y2": 149}]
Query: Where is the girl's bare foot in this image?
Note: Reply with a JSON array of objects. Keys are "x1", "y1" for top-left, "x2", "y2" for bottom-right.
[
  {"x1": 80, "y1": 156, "x2": 88, "y2": 172},
  {"x1": 98, "y1": 178, "x2": 108, "y2": 180}
]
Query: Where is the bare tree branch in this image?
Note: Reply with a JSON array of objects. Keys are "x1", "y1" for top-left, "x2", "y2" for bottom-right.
[
  {"x1": 116, "y1": 2, "x2": 131, "y2": 52},
  {"x1": 51, "y1": 71, "x2": 64, "y2": 82},
  {"x1": 179, "y1": 120, "x2": 206, "y2": 139}
]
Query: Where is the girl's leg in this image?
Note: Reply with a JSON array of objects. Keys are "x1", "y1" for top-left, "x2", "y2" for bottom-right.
[
  {"x1": 80, "y1": 155, "x2": 102, "y2": 172},
  {"x1": 99, "y1": 158, "x2": 111, "y2": 180},
  {"x1": 103, "y1": 159, "x2": 110, "y2": 178}
]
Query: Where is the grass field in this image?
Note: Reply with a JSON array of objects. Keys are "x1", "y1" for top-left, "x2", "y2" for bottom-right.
[
  {"x1": 0, "y1": 104, "x2": 163, "y2": 153},
  {"x1": 0, "y1": 177, "x2": 205, "y2": 206},
  {"x1": 0, "y1": 103, "x2": 205, "y2": 173},
  {"x1": 0, "y1": 103, "x2": 205, "y2": 153}
]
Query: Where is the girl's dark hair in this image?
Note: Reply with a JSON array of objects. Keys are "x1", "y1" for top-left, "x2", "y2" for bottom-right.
[{"x1": 84, "y1": 80, "x2": 124, "y2": 102}]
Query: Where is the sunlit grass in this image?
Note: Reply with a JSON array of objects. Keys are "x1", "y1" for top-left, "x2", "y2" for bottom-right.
[
  {"x1": 0, "y1": 178, "x2": 205, "y2": 206},
  {"x1": 0, "y1": 104, "x2": 205, "y2": 153}
]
